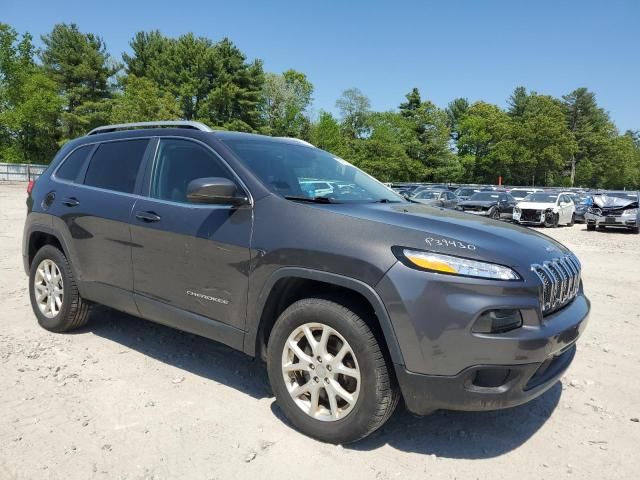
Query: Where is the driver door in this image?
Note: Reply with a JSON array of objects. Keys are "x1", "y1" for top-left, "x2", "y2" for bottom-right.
[{"x1": 130, "y1": 137, "x2": 252, "y2": 331}]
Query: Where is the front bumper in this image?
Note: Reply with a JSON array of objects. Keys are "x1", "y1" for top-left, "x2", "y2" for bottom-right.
[
  {"x1": 397, "y1": 344, "x2": 576, "y2": 414},
  {"x1": 377, "y1": 260, "x2": 590, "y2": 414},
  {"x1": 585, "y1": 213, "x2": 637, "y2": 228}
]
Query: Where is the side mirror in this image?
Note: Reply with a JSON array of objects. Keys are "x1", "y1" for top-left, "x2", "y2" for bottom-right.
[{"x1": 186, "y1": 177, "x2": 248, "y2": 205}]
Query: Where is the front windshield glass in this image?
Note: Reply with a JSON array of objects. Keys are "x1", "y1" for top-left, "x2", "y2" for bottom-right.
[
  {"x1": 524, "y1": 193, "x2": 558, "y2": 202},
  {"x1": 510, "y1": 190, "x2": 533, "y2": 199},
  {"x1": 469, "y1": 192, "x2": 500, "y2": 201},
  {"x1": 221, "y1": 138, "x2": 404, "y2": 203},
  {"x1": 414, "y1": 191, "x2": 440, "y2": 200},
  {"x1": 606, "y1": 191, "x2": 639, "y2": 200}
]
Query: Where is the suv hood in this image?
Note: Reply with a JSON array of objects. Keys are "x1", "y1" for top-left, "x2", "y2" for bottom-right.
[{"x1": 319, "y1": 202, "x2": 571, "y2": 268}]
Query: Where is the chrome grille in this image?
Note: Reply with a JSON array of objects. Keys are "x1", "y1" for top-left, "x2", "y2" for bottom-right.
[{"x1": 531, "y1": 255, "x2": 581, "y2": 314}]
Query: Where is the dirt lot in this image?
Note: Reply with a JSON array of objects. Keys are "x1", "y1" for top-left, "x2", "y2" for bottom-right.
[{"x1": 1, "y1": 182, "x2": 639, "y2": 480}]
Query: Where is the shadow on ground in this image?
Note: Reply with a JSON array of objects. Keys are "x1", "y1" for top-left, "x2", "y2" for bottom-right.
[
  {"x1": 82, "y1": 304, "x2": 562, "y2": 459},
  {"x1": 80, "y1": 305, "x2": 272, "y2": 400}
]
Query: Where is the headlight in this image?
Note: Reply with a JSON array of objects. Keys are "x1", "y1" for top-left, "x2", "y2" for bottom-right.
[
  {"x1": 622, "y1": 208, "x2": 638, "y2": 216},
  {"x1": 399, "y1": 248, "x2": 520, "y2": 280}
]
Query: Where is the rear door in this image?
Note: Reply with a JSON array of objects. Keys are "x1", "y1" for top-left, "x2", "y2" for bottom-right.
[
  {"x1": 48, "y1": 138, "x2": 152, "y2": 314},
  {"x1": 130, "y1": 137, "x2": 252, "y2": 331}
]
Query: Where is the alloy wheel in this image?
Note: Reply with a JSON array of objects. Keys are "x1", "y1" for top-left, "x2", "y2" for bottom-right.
[
  {"x1": 281, "y1": 322, "x2": 361, "y2": 421},
  {"x1": 34, "y1": 259, "x2": 64, "y2": 319}
]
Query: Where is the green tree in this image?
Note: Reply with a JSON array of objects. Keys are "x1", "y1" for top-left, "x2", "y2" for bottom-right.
[
  {"x1": 309, "y1": 111, "x2": 345, "y2": 155},
  {"x1": 562, "y1": 88, "x2": 616, "y2": 186},
  {"x1": 456, "y1": 102, "x2": 516, "y2": 183},
  {"x1": 110, "y1": 75, "x2": 180, "y2": 124},
  {"x1": 0, "y1": 24, "x2": 61, "y2": 164},
  {"x1": 262, "y1": 69, "x2": 313, "y2": 137},
  {"x1": 40, "y1": 23, "x2": 119, "y2": 139},
  {"x1": 336, "y1": 88, "x2": 371, "y2": 139},
  {"x1": 445, "y1": 97, "x2": 469, "y2": 142},
  {"x1": 398, "y1": 88, "x2": 451, "y2": 177}
]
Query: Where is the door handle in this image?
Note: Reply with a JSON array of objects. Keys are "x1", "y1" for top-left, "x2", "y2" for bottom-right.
[
  {"x1": 135, "y1": 211, "x2": 161, "y2": 223},
  {"x1": 62, "y1": 197, "x2": 79, "y2": 207}
]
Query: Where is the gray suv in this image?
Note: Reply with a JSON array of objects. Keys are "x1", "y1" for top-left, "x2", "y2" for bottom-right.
[{"x1": 23, "y1": 121, "x2": 590, "y2": 443}]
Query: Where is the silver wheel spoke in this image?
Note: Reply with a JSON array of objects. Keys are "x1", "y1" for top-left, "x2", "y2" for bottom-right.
[
  {"x1": 288, "y1": 340, "x2": 313, "y2": 364},
  {"x1": 309, "y1": 384, "x2": 320, "y2": 415},
  {"x1": 335, "y1": 364, "x2": 360, "y2": 382},
  {"x1": 283, "y1": 361, "x2": 309, "y2": 373},
  {"x1": 289, "y1": 381, "x2": 311, "y2": 399},
  {"x1": 326, "y1": 383, "x2": 340, "y2": 419},
  {"x1": 318, "y1": 326, "x2": 331, "y2": 356},
  {"x1": 329, "y1": 379, "x2": 355, "y2": 405}
]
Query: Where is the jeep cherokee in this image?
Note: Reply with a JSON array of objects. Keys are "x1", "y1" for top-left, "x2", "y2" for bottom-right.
[{"x1": 23, "y1": 121, "x2": 590, "y2": 443}]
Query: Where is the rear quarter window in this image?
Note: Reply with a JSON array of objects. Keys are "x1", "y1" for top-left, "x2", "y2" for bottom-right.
[
  {"x1": 55, "y1": 145, "x2": 93, "y2": 182},
  {"x1": 83, "y1": 139, "x2": 149, "y2": 193}
]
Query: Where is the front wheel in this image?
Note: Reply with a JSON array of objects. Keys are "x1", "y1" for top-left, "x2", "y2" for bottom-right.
[
  {"x1": 489, "y1": 206, "x2": 500, "y2": 220},
  {"x1": 544, "y1": 211, "x2": 559, "y2": 228},
  {"x1": 267, "y1": 298, "x2": 398, "y2": 443},
  {"x1": 587, "y1": 224, "x2": 596, "y2": 231}
]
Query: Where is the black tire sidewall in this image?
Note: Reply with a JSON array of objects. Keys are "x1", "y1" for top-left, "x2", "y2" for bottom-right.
[
  {"x1": 29, "y1": 245, "x2": 75, "y2": 332},
  {"x1": 267, "y1": 299, "x2": 389, "y2": 444}
]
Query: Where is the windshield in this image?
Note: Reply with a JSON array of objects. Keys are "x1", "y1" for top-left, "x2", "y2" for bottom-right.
[
  {"x1": 414, "y1": 191, "x2": 440, "y2": 200},
  {"x1": 510, "y1": 190, "x2": 534, "y2": 199},
  {"x1": 455, "y1": 188, "x2": 477, "y2": 196},
  {"x1": 469, "y1": 192, "x2": 500, "y2": 201},
  {"x1": 221, "y1": 138, "x2": 404, "y2": 203},
  {"x1": 523, "y1": 193, "x2": 558, "y2": 202}
]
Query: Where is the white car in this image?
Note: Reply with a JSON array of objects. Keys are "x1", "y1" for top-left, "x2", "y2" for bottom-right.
[{"x1": 513, "y1": 192, "x2": 576, "y2": 227}]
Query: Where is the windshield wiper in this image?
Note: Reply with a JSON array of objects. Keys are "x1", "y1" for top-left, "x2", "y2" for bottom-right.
[{"x1": 284, "y1": 195, "x2": 337, "y2": 204}]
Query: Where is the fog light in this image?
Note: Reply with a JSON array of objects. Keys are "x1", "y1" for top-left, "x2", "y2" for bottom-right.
[{"x1": 473, "y1": 309, "x2": 523, "y2": 334}]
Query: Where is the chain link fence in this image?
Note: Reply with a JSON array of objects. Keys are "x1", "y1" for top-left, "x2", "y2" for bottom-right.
[{"x1": 0, "y1": 163, "x2": 48, "y2": 182}]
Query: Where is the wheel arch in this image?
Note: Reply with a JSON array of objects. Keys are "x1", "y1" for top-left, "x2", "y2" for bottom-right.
[
  {"x1": 26, "y1": 225, "x2": 72, "y2": 271},
  {"x1": 244, "y1": 268, "x2": 405, "y2": 366}
]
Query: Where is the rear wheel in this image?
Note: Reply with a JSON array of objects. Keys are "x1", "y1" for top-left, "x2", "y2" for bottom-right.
[
  {"x1": 568, "y1": 213, "x2": 575, "y2": 226},
  {"x1": 29, "y1": 245, "x2": 89, "y2": 332},
  {"x1": 267, "y1": 298, "x2": 398, "y2": 444}
]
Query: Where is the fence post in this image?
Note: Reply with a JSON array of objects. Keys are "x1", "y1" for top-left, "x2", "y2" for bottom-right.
[{"x1": 27, "y1": 164, "x2": 31, "y2": 181}]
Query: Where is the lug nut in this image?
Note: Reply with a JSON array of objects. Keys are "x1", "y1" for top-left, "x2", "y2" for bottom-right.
[
  {"x1": 309, "y1": 364, "x2": 314, "y2": 370},
  {"x1": 324, "y1": 378, "x2": 329, "y2": 383},
  {"x1": 326, "y1": 365, "x2": 332, "y2": 372},
  {"x1": 316, "y1": 356, "x2": 322, "y2": 363},
  {"x1": 314, "y1": 376, "x2": 319, "y2": 382}
]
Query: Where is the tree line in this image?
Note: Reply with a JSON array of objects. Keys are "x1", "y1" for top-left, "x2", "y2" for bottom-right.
[{"x1": 1, "y1": 22, "x2": 638, "y2": 188}]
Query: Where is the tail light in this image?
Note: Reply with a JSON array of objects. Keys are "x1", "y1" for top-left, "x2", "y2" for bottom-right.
[{"x1": 27, "y1": 180, "x2": 35, "y2": 195}]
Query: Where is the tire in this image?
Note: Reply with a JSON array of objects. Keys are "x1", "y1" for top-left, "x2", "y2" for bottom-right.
[
  {"x1": 568, "y1": 213, "x2": 575, "y2": 226},
  {"x1": 631, "y1": 226, "x2": 640, "y2": 234},
  {"x1": 544, "y1": 211, "x2": 558, "y2": 228},
  {"x1": 587, "y1": 224, "x2": 596, "y2": 231},
  {"x1": 489, "y1": 206, "x2": 500, "y2": 220},
  {"x1": 29, "y1": 245, "x2": 89, "y2": 332},
  {"x1": 267, "y1": 297, "x2": 399, "y2": 444}
]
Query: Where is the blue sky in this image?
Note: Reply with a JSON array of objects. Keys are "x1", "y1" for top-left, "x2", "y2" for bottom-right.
[{"x1": 4, "y1": 0, "x2": 638, "y2": 132}]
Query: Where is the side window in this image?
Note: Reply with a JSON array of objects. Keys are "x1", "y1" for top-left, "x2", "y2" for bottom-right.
[
  {"x1": 151, "y1": 138, "x2": 235, "y2": 203},
  {"x1": 84, "y1": 139, "x2": 149, "y2": 193},
  {"x1": 55, "y1": 145, "x2": 93, "y2": 182}
]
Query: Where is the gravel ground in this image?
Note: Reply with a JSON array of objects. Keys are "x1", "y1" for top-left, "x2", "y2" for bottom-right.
[{"x1": 1, "y1": 182, "x2": 639, "y2": 480}]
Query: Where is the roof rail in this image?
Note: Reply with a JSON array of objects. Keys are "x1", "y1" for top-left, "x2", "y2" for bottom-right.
[{"x1": 87, "y1": 121, "x2": 213, "y2": 136}]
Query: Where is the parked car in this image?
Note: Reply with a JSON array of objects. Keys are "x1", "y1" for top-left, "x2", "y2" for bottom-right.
[
  {"x1": 456, "y1": 191, "x2": 517, "y2": 219},
  {"x1": 411, "y1": 189, "x2": 458, "y2": 208},
  {"x1": 585, "y1": 191, "x2": 639, "y2": 233},
  {"x1": 453, "y1": 187, "x2": 481, "y2": 201},
  {"x1": 567, "y1": 193, "x2": 591, "y2": 223},
  {"x1": 513, "y1": 192, "x2": 575, "y2": 227},
  {"x1": 23, "y1": 121, "x2": 589, "y2": 444},
  {"x1": 300, "y1": 179, "x2": 334, "y2": 197}
]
